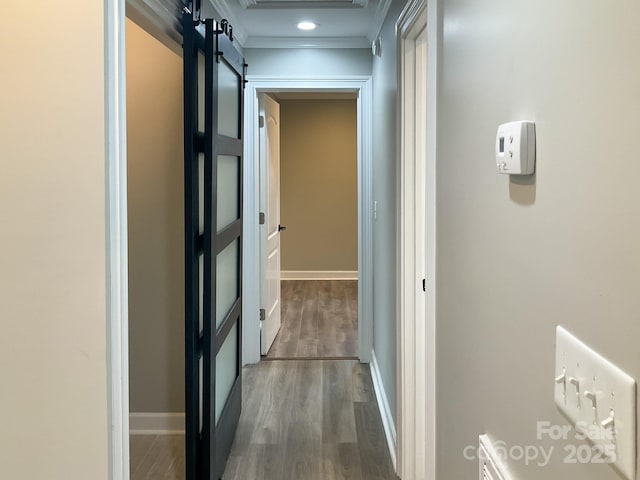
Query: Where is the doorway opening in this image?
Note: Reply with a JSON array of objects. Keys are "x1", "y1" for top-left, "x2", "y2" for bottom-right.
[
  {"x1": 259, "y1": 93, "x2": 360, "y2": 360},
  {"x1": 243, "y1": 76, "x2": 374, "y2": 367}
]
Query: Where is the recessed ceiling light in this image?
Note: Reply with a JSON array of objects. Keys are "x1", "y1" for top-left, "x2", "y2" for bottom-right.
[{"x1": 297, "y1": 21, "x2": 317, "y2": 31}]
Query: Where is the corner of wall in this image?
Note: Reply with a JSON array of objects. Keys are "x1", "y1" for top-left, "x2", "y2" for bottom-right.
[{"x1": 370, "y1": 349, "x2": 398, "y2": 471}]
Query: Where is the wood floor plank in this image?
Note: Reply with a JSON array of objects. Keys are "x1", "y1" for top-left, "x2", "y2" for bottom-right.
[
  {"x1": 250, "y1": 361, "x2": 296, "y2": 445},
  {"x1": 297, "y1": 281, "x2": 320, "y2": 357},
  {"x1": 268, "y1": 280, "x2": 358, "y2": 359},
  {"x1": 354, "y1": 400, "x2": 397, "y2": 480},
  {"x1": 318, "y1": 281, "x2": 336, "y2": 356},
  {"x1": 225, "y1": 443, "x2": 285, "y2": 480},
  {"x1": 155, "y1": 435, "x2": 184, "y2": 479},
  {"x1": 221, "y1": 453, "x2": 242, "y2": 480},
  {"x1": 343, "y1": 280, "x2": 359, "y2": 356},
  {"x1": 269, "y1": 280, "x2": 305, "y2": 358},
  {"x1": 321, "y1": 442, "x2": 364, "y2": 480},
  {"x1": 130, "y1": 434, "x2": 185, "y2": 480},
  {"x1": 322, "y1": 360, "x2": 357, "y2": 444},
  {"x1": 352, "y1": 362, "x2": 376, "y2": 403},
  {"x1": 136, "y1": 436, "x2": 163, "y2": 480},
  {"x1": 232, "y1": 361, "x2": 268, "y2": 452},
  {"x1": 282, "y1": 421, "x2": 323, "y2": 480},
  {"x1": 129, "y1": 434, "x2": 157, "y2": 477},
  {"x1": 290, "y1": 360, "x2": 323, "y2": 423}
]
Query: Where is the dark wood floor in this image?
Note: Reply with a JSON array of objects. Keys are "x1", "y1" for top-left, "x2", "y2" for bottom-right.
[
  {"x1": 266, "y1": 280, "x2": 358, "y2": 359},
  {"x1": 130, "y1": 360, "x2": 397, "y2": 480}
]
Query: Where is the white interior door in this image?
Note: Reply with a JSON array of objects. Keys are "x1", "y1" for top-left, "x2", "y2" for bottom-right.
[{"x1": 259, "y1": 93, "x2": 282, "y2": 355}]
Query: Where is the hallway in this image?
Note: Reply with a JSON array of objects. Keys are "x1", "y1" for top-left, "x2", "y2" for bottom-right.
[{"x1": 130, "y1": 359, "x2": 397, "y2": 480}]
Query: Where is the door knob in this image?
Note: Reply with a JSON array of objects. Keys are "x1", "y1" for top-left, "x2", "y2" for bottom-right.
[{"x1": 278, "y1": 225, "x2": 287, "y2": 232}]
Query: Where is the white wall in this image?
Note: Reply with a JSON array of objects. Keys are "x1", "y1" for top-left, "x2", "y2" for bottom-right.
[
  {"x1": 0, "y1": 1, "x2": 109, "y2": 478},
  {"x1": 436, "y1": 0, "x2": 640, "y2": 478}
]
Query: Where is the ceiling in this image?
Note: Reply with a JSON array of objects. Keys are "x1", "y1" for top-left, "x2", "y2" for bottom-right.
[
  {"x1": 125, "y1": 0, "x2": 389, "y2": 52},
  {"x1": 208, "y1": 0, "x2": 392, "y2": 49}
]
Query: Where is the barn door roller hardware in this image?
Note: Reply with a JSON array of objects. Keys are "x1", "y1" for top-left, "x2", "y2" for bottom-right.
[
  {"x1": 183, "y1": 0, "x2": 202, "y2": 22},
  {"x1": 183, "y1": 0, "x2": 236, "y2": 42}
]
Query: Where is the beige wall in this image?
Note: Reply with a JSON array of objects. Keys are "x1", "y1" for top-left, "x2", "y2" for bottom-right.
[
  {"x1": 279, "y1": 99, "x2": 358, "y2": 272},
  {"x1": 126, "y1": 19, "x2": 185, "y2": 413},
  {"x1": 0, "y1": 1, "x2": 109, "y2": 478},
  {"x1": 437, "y1": 1, "x2": 640, "y2": 479}
]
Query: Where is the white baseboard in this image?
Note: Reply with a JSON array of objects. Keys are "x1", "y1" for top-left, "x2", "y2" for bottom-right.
[
  {"x1": 129, "y1": 412, "x2": 185, "y2": 435},
  {"x1": 370, "y1": 350, "x2": 397, "y2": 471},
  {"x1": 281, "y1": 270, "x2": 358, "y2": 280}
]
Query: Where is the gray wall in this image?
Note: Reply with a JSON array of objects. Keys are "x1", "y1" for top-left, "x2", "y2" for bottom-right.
[
  {"x1": 436, "y1": 0, "x2": 640, "y2": 478},
  {"x1": 371, "y1": 0, "x2": 407, "y2": 423},
  {"x1": 127, "y1": 19, "x2": 185, "y2": 413},
  {"x1": 244, "y1": 48, "x2": 372, "y2": 76}
]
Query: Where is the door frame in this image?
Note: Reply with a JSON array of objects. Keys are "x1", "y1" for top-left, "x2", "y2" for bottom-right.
[
  {"x1": 396, "y1": 0, "x2": 437, "y2": 479},
  {"x1": 105, "y1": 0, "x2": 130, "y2": 478},
  {"x1": 243, "y1": 76, "x2": 373, "y2": 365}
]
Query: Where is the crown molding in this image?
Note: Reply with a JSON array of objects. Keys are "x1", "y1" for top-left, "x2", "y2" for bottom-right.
[
  {"x1": 243, "y1": 35, "x2": 370, "y2": 48},
  {"x1": 209, "y1": 0, "x2": 387, "y2": 49},
  {"x1": 238, "y1": 0, "x2": 368, "y2": 9},
  {"x1": 367, "y1": 0, "x2": 392, "y2": 42},
  {"x1": 208, "y1": 0, "x2": 249, "y2": 45}
]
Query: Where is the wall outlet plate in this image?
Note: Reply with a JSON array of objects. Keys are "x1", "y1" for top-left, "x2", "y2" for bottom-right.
[{"x1": 555, "y1": 326, "x2": 637, "y2": 479}]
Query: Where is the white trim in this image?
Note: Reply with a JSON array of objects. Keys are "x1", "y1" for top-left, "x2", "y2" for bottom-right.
[
  {"x1": 280, "y1": 270, "x2": 358, "y2": 280},
  {"x1": 357, "y1": 76, "x2": 374, "y2": 365},
  {"x1": 129, "y1": 413, "x2": 186, "y2": 435},
  {"x1": 368, "y1": 0, "x2": 393, "y2": 42},
  {"x1": 396, "y1": 0, "x2": 437, "y2": 479},
  {"x1": 424, "y1": 1, "x2": 438, "y2": 475},
  {"x1": 370, "y1": 350, "x2": 397, "y2": 471},
  {"x1": 244, "y1": 75, "x2": 374, "y2": 366},
  {"x1": 106, "y1": 0, "x2": 130, "y2": 478}
]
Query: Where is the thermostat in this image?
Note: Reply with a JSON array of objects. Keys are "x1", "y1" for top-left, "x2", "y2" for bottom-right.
[{"x1": 495, "y1": 121, "x2": 536, "y2": 175}]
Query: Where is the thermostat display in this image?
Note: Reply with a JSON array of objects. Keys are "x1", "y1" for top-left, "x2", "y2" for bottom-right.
[{"x1": 495, "y1": 121, "x2": 536, "y2": 175}]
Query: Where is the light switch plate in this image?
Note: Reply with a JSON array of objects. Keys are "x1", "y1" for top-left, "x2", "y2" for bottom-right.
[{"x1": 555, "y1": 326, "x2": 637, "y2": 480}]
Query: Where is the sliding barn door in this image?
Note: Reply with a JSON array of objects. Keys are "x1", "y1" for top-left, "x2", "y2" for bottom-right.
[{"x1": 183, "y1": 6, "x2": 246, "y2": 480}]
